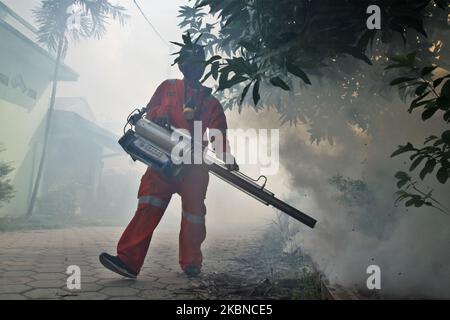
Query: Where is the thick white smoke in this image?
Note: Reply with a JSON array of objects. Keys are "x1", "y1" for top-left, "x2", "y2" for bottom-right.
[{"x1": 226, "y1": 88, "x2": 450, "y2": 298}]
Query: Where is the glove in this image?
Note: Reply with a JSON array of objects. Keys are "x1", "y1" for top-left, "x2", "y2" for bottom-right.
[{"x1": 225, "y1": 155, "x2": 239, "y2": 171}]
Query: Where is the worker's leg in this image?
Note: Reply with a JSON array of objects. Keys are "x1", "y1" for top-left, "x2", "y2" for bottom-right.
[
  {"x1": 177, "y1": 166, "x2": 209, "y2": 271},
  {"x1": 117, "y1": 168, "x2": 173, "y2": 274}
]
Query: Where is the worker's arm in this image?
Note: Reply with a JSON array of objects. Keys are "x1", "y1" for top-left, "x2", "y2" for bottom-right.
[{"x1": 207, "y1": 100, "x2": 239, "y2": 171}]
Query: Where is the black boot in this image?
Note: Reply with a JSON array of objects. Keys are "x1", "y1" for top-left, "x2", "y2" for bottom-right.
[
  {"x1": 184, "y1": 265, "x2": 201, "y2": 277},
  {"x1": 99, "y1": 253, "x2": 137, "y2": 279}
]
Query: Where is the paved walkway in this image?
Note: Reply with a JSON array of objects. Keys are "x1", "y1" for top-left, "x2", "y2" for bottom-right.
[{"x1": 0, "y1": 227, "x2": 270, "y2": 300}]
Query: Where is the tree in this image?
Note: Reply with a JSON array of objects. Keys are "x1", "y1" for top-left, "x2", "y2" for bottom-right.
[
  {"x1": 27, "y1": 0, "x2": 128, "y2": 217},
  {"x1": 176, "y1": 1, "x2": 448, "y2": 141},
  {"x1": 387, "y1": 52, "x2": 450, "y2": 197},
  {"x1": 0, "y1": 146, "x2": 15, "y2": 208},
  {"x1": 176, "y1": 0, "x2": 450, "y2": 212},
  {"x1": 181, "y1": 0, "x2": 448, "y2": 105}
]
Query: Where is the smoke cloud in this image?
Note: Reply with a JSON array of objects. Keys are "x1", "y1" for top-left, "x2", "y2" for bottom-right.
[{"x1": 226, "y1": 80, "x2": 450, "y2": 298}]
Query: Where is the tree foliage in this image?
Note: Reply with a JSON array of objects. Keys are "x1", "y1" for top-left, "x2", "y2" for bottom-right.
[
  {"x1": 388, "y1": 52, "x2": 450, "y2": 188},
  {"x1": 328, "y1": 175, "x2": 374, "y2": 208},
  {"x1": 179, "y1": 0, "x2": 449, "y2": 105},
  {"x1": 27, "y1": 0, "x2": 128, "y2": 217},
  {"x1": 0, "y1": 146, "x2": 15, "y2": 207},
  {"x1": 176, "y1": 0, "x2": 449, "y2": 142},
  {"x1": 394, "y1": 171, "x2": 450, "y2": 215},
  {"x1": 176, "y1": 0, "x2": 450, "y2": 213},
  {"x1": 34, "y1": 0, "x2": 128, "y2": 54}
]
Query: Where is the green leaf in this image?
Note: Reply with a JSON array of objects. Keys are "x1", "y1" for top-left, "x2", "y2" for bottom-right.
[
  {"x1": 343, "y1": 46, "x2": 372, "y2": 65},
  {"x1": 414, "y1": 199, "x2": 425, "y2": 207},
  {"x1": 424, "y1": 135, "x2": 438, "y2": 144},
  {"x1": 445, "y1": 110, "x2": 450, "y2": 122},
  {"x1": 286, "y1": 63, "x2": 311, "y2": 85},
  {"x1": 408, "y1": 94, "x2": 432, "y2": 113},
  {"x1": 441, "y1": 80, "x2": 450, "y2": 98},
  {"x1": 395, "y1": 190, "x2": 409, "y2": 202},
  {"x1": 217, "y1": 67, "x2": 231, "y2": 90},
  {"x1": 252, "y1": 80, "x2": 260, "y2": 105},
  {"x1": 433, "y1": 75, "x2": 450, "y2": 88},
  {"x1": 385, "y1": 64, "x2": 407, "y2": 70},
  {"x1": 395, "y1": 171, "x2": 410, "y2": 180},
  {"x1": 170, "y1": 41, "x2": 185, "y2": 47},
  {"x1": 201, "y1": 71, "x2": 212, "y2": 83},
  {"x1": 211, "y1": 61, "x2": 219, "y2": 80},
  {"x1": 389, "y1": 54, "x2": 407, "y2": 65},
  {"x1": 421, "y1": 66, "x2": 438, "y2": 76},
  {"x1": 421, "y1": 104, "x2": 439, "y2": 120},
  {"x1": 442, "y1": 130, "x2": 450, "y2": 144},
  {"x1": 205, "y1": 55, "x2": 222, "y2": 65},
  {"x1": 433, "y1": 78, "x2": 445, "y2": 88},
  {"x1": 223, "y1": 75, "x2": 249, "y2": 89},
  {"x1": 390, "y1": 77, "x2": 417, "y2": 86},
  {"x1": 406, "y1": 51, "x2": 417, "y2": 65},
  {"x1": 397, "y1": 179, "x2": 408, "y2": 188},
  {"x1": 436, "y1": 167, "x2": 449, "y2": 184},
  {"x1": 390, "y1": 52, "x2": 416, "y2": 67},
  {"x1": 415, "y1": 84, "x2": 428, "y2": 96},
  {"x1": 391, "y1": 143, "x2": 414, "y2": 157},
  {"x1": 419, "y1": 159, "x2": 437, "y2": 180},
  {"x1": 409, "y1": 156, "x2": 425, "y2": 171},
  {"x1": 239, "y1": 40, "x2": 258, "y2": 52},
  {"x1": 437, "y1": 96, "x2": 450, "y2": 110},
  {"x1": 240, "y1": 82, "x2": 252, "y2": 106},
  {"x1": 357, "y1": 29, "x2": 376, "y2": 50},
  {"x1": 195, "y1": 0, "x2": 209, "y2": 9},
  {"x1": 405, "y1": 198, "x2": 416, "y2": 207},
  {"x1": 270, "y1": 76, "x2": 290, "y2": 91}
]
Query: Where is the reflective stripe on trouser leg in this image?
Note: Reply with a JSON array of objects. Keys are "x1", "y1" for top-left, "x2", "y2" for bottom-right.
[
  {"x1": 117, "y1": 196, "x2": 169, "y2": 274},
  {"x1": 182, "y1": 209, "x2": 205, "y2": 225},
  {"x1": 138, "y1": 195, "x2": 169, "y2": 209},
  {"x1": 179, "y1": 208, "x2": 206, "y2": 270}
]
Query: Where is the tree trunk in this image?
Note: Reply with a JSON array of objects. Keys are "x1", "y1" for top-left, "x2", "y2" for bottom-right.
[{"x1": 26, "y1": 37, "x2": 64, "y2": 217}]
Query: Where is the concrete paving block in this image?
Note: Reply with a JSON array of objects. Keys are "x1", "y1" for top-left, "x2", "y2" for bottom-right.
[{"x1": 99, "y1": 286, "x2": 139, "y2": 297}]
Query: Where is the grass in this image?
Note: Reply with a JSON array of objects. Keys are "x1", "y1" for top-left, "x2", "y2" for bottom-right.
[{"x1": 252, "y1": 222, "x2": 323, "y2": 300}]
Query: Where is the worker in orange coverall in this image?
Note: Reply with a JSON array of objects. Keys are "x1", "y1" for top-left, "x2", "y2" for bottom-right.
[{"x1": 99, "y1": 43, "x2": 238, "y2": 278}]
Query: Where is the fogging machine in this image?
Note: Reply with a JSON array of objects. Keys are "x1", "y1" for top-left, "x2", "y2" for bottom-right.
[{"x1": 119, "y1": 107, "x2": 317, "y2": 228}]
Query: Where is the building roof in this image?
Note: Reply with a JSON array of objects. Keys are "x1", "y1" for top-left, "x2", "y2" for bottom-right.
[
  {"x1": 0, "y1": 1, "x2": 78, "y2": 81},
  {"x1": 50, "y1": 110, "x2": 121, "y2": 154},
  {"x1": 52, "y1": 97, "x2": 120, "y2": 154},
  {"x1": 55, "y1": 97, "x2": 97, "y2": 121}
]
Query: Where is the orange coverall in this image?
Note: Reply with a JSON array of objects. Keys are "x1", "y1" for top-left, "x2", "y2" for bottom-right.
[{"x1": 117, "y1": 79, "x2": 229, "y2": 274}]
